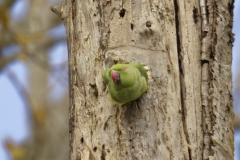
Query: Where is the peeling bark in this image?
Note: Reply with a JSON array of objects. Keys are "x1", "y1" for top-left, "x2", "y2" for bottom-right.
[
  {"x1": 51, "y1": 0, "x2": 234, "y2": 159},
  {"x1": 200, "y1": 0, "x2": 234, "y2": 159}
]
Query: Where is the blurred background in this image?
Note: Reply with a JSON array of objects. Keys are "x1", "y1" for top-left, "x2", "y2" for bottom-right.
[
  {"x1": 0, "y1": 0, "x2": 239, "y2": 160},
  {"x1": 0, "y1": 0, "x2": 68, "y2": 159}
]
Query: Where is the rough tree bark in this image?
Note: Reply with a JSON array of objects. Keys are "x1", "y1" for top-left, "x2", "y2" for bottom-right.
[{"x1": 51, "y1": 0, "x2": 234, "y2": 159}]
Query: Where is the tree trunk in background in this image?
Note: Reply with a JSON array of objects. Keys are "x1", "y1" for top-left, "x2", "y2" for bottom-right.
[
  {"x1": 52, "y1": 0, "x2": 234, "y2": 159},
  {"x1": 27, "y1": 0, "x2": 68, "y2": 159}
]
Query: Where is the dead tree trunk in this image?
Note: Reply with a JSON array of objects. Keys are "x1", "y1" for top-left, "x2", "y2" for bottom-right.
[{"x1": 51, "y1": 0, "x2": 234, "y2": 159}]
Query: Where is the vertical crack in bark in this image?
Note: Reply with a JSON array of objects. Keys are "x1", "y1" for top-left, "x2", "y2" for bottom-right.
[
  {"x1": 115, "y1": 106, "x2": 122, "y2": 158},
  {"x1": 200, "y1": 0, "x2": 213, "y2": 159},
  {"x1": 69, "y1": 0, "x2": 77, "y2": 158},
  {"x1": 101, "y1": 144, "x2": 106, "y2": 160},
  {"x1": 173, "y1": 0, "x2": 192, "y2": 159}
]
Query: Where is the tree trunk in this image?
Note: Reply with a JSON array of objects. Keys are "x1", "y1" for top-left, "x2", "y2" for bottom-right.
[{"x1": 51, "y1": 0, "x2": 234, "y2": 159}]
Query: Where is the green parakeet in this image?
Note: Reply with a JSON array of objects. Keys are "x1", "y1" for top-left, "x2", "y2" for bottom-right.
[{"x1": 103, "y1": 62, "x2": 148, "y2": 105}]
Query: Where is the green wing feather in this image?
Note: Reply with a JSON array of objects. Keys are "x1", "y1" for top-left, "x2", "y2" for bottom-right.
[{"x1": 131, "y1": 62, "x2": 148, "y2": 81}]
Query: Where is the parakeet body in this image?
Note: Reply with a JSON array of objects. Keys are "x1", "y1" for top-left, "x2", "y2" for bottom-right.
[{"x1": 103, "y1": 62, "x2": 148, "y2": 105}]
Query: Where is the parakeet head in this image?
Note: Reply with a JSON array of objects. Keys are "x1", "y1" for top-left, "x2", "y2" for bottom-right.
[
  {"x1": 111, "y1": 70, "x2": 120, "y2": 84},
  {"x1": 108, "y1": 67, "x2": 135, "y2": 89},
  {"x1": 103, "y1": 62, "x2": 148, "y2": 105}
]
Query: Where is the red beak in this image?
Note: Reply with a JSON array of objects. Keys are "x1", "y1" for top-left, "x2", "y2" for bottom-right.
[{"x1": 111, "y1": 70, "x2": 120, "y2": 84}]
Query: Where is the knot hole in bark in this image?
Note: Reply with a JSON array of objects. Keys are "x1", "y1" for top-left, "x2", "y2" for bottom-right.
[
  {"x1": 146, "y1": 21, "x2": 151, "y2": 27},
  {"x1": 130, "y1": 23, "x2": 134, "y2": 30},
  {"x1": 119, "y1": 9, "x2": 126, "y2": 17},
  {"x1": 80, "y1": 137, "x2": 84, "y2": 143}
]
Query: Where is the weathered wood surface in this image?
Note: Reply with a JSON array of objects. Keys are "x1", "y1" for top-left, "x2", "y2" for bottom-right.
[{"x1": 51, "y1": 0, "x2": 234, "y2": 159}]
